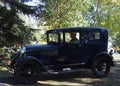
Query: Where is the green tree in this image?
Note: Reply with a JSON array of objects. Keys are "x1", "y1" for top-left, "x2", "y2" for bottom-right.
[
  {"x1": 83, "y1": 0, "x2": 120, "y2": 35},
  {"x1": 95, "y1": 0, "x2": 120, "y2": 35},
  {"x1": 0, "y1": 0, "x2": 36, "y2": 47},
  {"x1": 39, "y1": 0, "x2": 90, "y2": 29},
  {"x1": 113, "y1": 33, "x2": 120, "y2": 52}
]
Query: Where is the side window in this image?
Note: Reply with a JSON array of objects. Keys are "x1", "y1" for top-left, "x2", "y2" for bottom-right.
[
  {"x1": 94, "y1": 32, "x2": 100, "y2": 39},
  {"x1": 49, "y1": 33, "x2": 58, "y2": 42},
  {"x1": 81, "y1": 31, "x2": 100, "y2": 43},
  {"x1": 65, "y1": 32, "x2": 80, "y2": 44},
  {"x1": 89, "y1": 32, "x2": 100, "y2": 40},
  {"x1": 65, "y1": 32, "x2": 70, "y2": 43}
]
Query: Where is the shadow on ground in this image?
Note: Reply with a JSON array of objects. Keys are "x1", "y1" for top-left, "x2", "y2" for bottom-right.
[{"x1": 0, "y1": 70, "x2": 94, "y2": 86}]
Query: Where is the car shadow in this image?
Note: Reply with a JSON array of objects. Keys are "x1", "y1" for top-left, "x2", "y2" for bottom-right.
[
  {"x1": 0, "y1": 69, "x2": 94, "y2": 86},
  {"x1": 39, "y1": 69, "x2": 94, "y2": 81}
]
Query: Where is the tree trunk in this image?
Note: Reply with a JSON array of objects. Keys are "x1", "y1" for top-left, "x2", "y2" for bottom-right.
[{"x1": 93, "y1": 0, "x2": 101, "y2": 26}]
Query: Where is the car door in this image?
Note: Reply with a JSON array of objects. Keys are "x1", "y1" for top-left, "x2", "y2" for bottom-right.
[
  {"x1": 80, "y1": 30, "x2": 102, "y2": 63},
  {"x1": 58, "y1": 31, "x2": 83, "y2": 64}
]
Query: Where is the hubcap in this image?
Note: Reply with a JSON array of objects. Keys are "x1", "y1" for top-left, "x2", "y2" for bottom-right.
[
  {"x1": 19, "y1": 64, "x2": 37, "y2": 77},
  {"x1": 95, "y1": 59, "x2": 108, "y2": 75},
  {"x1": 28, "y1": 71, "x2": 32, "y2": 75}
]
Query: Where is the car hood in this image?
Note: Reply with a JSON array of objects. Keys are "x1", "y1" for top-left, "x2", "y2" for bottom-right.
[{"x1": 24, "y1": 44, "x2": 57, "y2": 52}]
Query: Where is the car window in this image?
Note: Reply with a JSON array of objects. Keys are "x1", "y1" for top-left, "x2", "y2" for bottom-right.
[
  {"x1": 94, "y1": 32, "x2": 100, "y2": 39},
  {"x1": 65, "y1": 32, "x2": 80, "y2": 44},
  {"x1": 48, "y1": 33, "x2": 58, "y2": 42},
  {"x1": 81, "y1": 31, "x2": 100, "y2": 43}
]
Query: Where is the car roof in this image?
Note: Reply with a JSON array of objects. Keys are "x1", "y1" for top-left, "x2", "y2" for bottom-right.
[{"x1": 46, "y1": 27, "x2": 108, "y2": 33}]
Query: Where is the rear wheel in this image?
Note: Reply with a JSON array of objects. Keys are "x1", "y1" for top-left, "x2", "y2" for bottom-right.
[
  {"x1": 15, "y1": 60, "x2": 41, "y2": 84},
  {"x1": 91, "y1": 56, "x2": 111, "y2": 78}
]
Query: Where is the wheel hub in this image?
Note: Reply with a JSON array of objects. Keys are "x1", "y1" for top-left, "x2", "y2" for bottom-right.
[{"x1": 27, "y1": 71, "x2": 32, "y2": 75}]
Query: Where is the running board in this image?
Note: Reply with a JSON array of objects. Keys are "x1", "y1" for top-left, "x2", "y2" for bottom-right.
[
  {"x1": 43, "y1": 63, "x2": 86, "y2": 74},
  {"x1": 47, "y1": 68, "x2": 86, "y2": 74}
]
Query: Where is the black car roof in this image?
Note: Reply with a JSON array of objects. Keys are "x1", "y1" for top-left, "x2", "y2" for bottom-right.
[{"x1": 46, "y1": 27, "x2": 107, "y2": 33}]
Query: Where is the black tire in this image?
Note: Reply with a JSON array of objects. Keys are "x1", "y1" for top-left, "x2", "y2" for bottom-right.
[
  {"x1": 91, "y1": 56, "x2": 111, "y2": 78},
  {"x1": 15, "y1": 60, "x2": 41, "y2": 84}
]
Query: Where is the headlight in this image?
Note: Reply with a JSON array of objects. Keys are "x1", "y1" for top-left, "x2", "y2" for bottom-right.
[
  {"x1": 21, "y1": 46, "x2": 26, "y2": 53},
  {"x1": 17, "y1": 46, "x2": 26, "y2": 57}
]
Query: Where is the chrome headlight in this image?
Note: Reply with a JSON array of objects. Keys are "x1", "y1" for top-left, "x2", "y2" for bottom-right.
[
  {"x1": 20, "y1": 46, "x2": 26, "y2": 53},
  {"x1": 17, "y1": 46, "x2": 26, "y2": 54}
]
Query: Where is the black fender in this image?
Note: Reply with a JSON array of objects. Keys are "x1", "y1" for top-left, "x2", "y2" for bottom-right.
[
  {"x1": 14, "y1": 56, "x2": 46, "y2": 71},
  {"x1": 93, "y1": 51, "x2": 114, "y2": 66}
]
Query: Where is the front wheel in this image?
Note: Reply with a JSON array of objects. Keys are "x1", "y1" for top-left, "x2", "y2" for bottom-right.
[
  {"x1": 91, "y1": 56, "x2": 111, "y2": 78},
  {"x1": 15, "y1": 60, "x2": 41, "y2": 84}
]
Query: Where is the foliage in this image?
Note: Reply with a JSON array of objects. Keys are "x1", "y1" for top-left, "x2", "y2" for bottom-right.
[
  {"x1": 96, "y1": 0, "x2": 120, "y2": 48},
  {"x1": 0, "y1": 0, "x2": 37, "y2": 47},
  {"x1": 0, "y1": 47, "x2": 15, "y2": 67},
  {"x1": 82, "y1": 0, "x2": 120, "y2": 36},
  {"x1": 0, "y1": 48, "x2": 14, "y2": 59},
  {"x1": 95, "y1": 1, "x2": 120, "y2": 36},
  {"x1": 0, "y1": 0, "x2": 38, "y2": 65},
  {"x1": 113, "y1": 33, "x2": 120, "y2": 53},
  {"x1": 38, "y1": 0, "x2": 90, "y2": 29}
]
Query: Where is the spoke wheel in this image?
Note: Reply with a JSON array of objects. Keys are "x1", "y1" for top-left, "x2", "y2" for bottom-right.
[
  {"x1": 91, "y1": 56, "x2": 111, "y2": 78},
  {"x1": 15, "y1": 60, "x2": 41, "y2": 84}
]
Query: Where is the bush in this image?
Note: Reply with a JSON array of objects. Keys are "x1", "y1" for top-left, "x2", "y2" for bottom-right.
[
  {"x1": 113, "y1": 34, "x2": 120, "y2": 53},
  {"x1": 0, "y1": 47, "x2": 15, "y2": 66}
]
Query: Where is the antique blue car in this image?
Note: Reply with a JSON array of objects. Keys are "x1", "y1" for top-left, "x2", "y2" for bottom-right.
[{"x1": 9, "y1": 27, "x2": 116, "y2": 84}]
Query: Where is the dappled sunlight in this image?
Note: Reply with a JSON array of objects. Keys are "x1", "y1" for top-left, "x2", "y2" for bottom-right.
[
  {"x1": 0, "y1": 83, "x2": 12, "y2": 86},
  {"x1": 38, "y1": 80, "x2": 84, "y2": 86}
]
